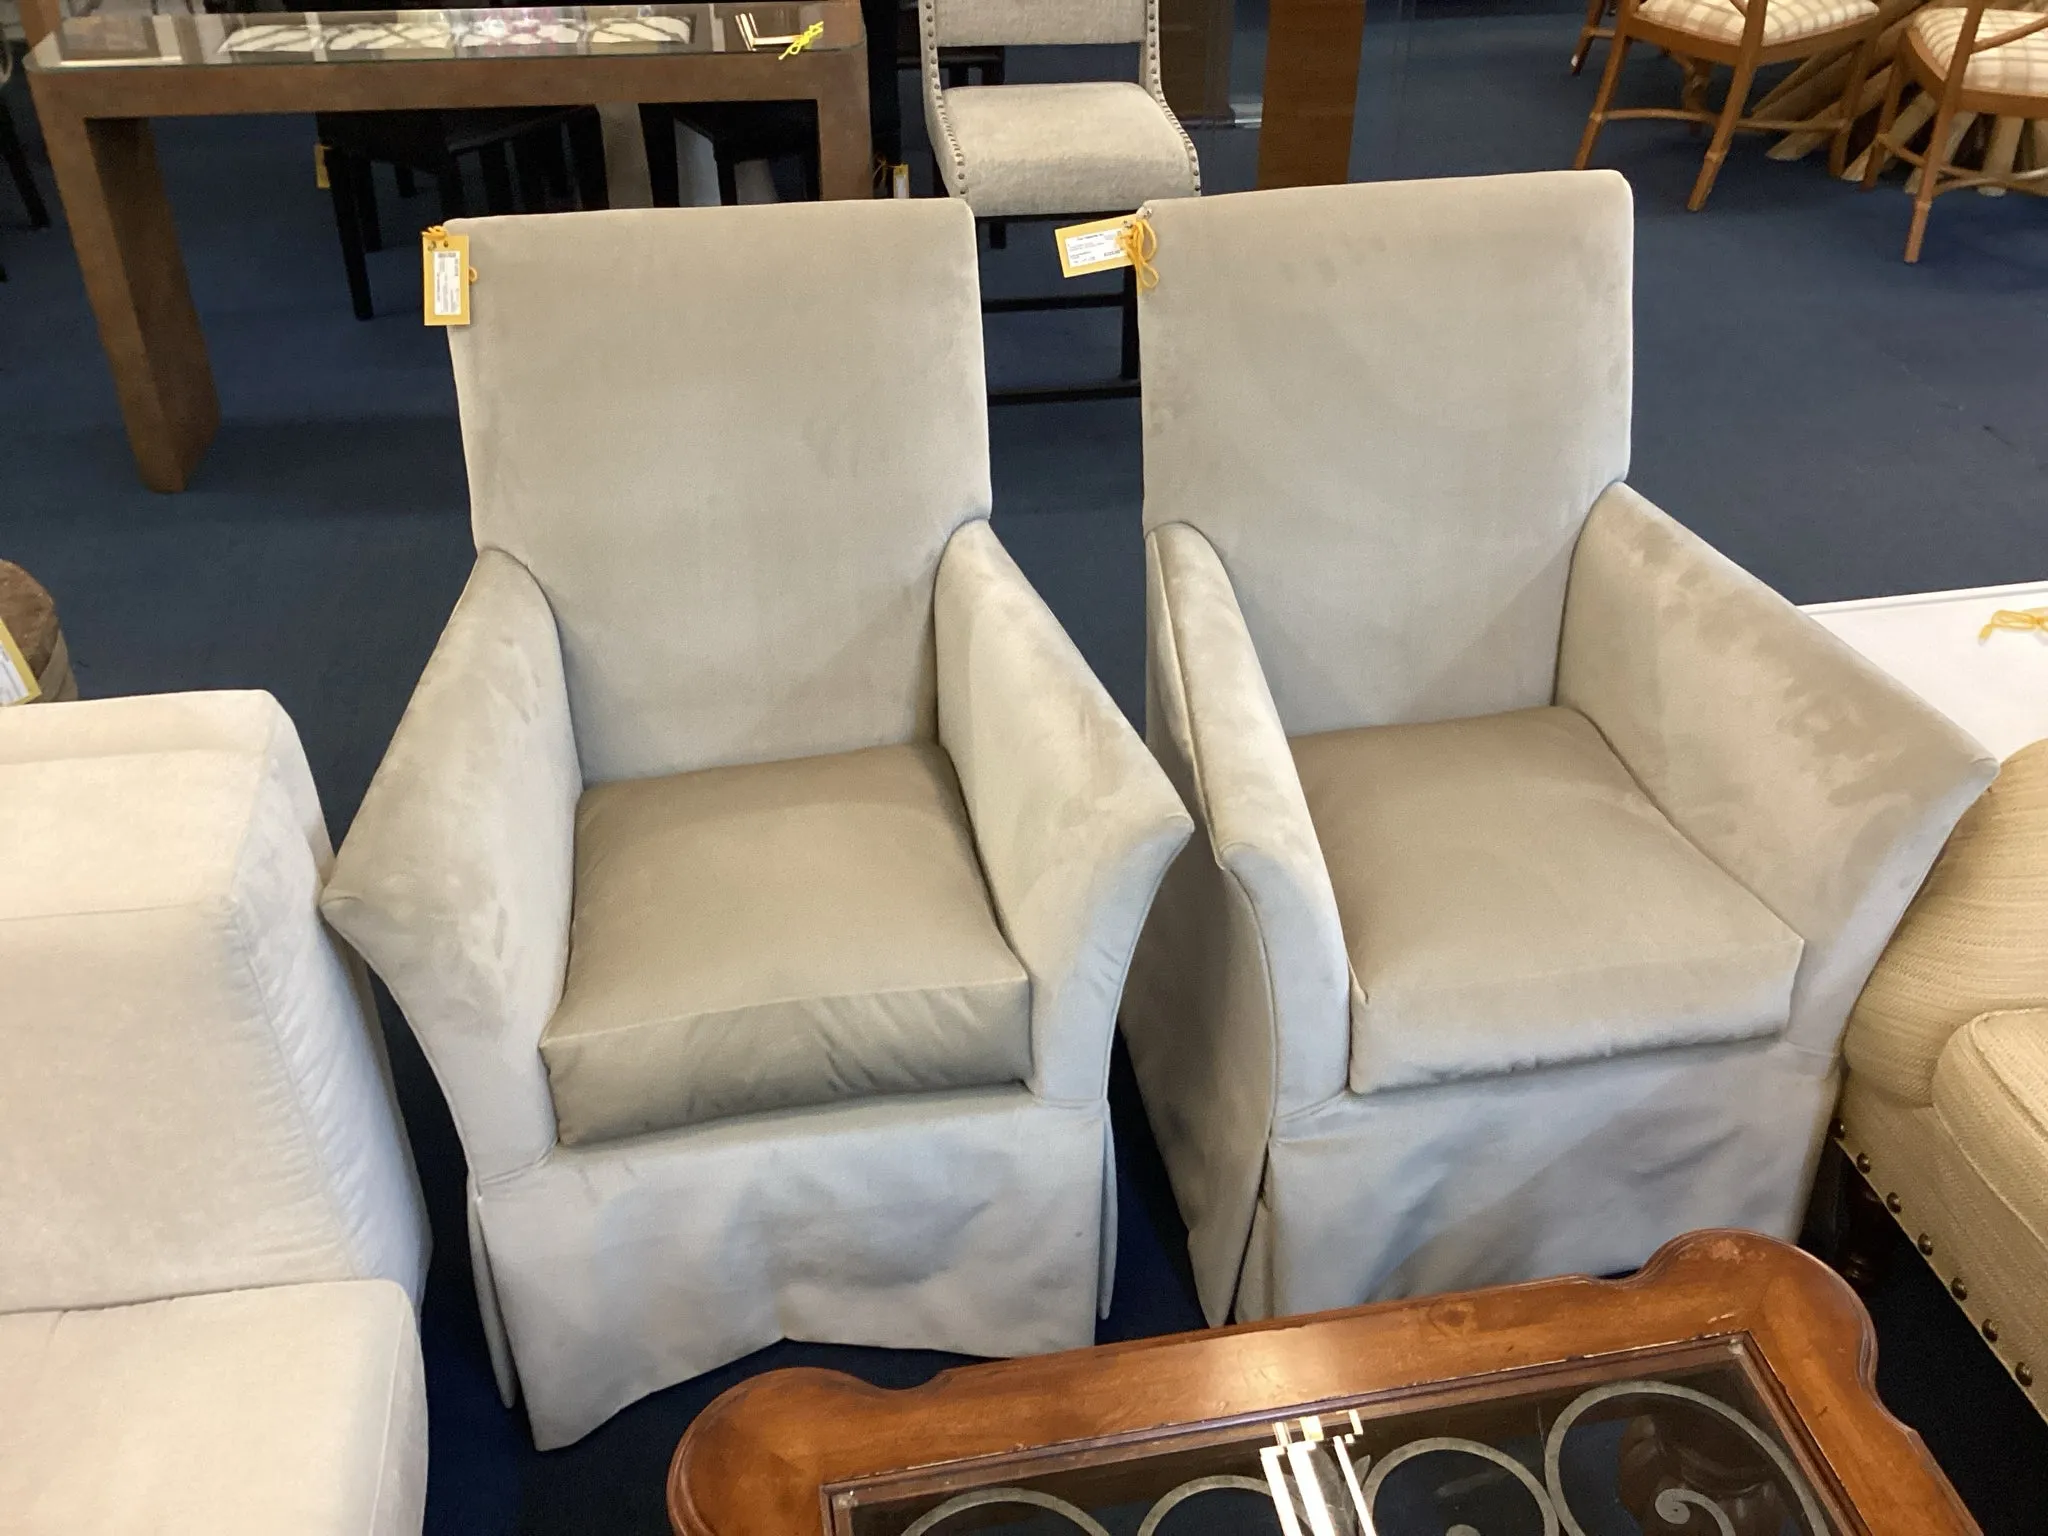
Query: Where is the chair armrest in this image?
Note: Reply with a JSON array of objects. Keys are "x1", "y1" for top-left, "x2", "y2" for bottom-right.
[
  {"x1": 935, "y1": 520, "x2": 1192, "y2": 1104},
  {"x1": 322, "y1": 549, "x2": 580, "y2": 1181},
  {"x1": 1121, "y1": 523, "x2": 1352, "y2": 1325},
  {"x1": 1558, "y1": 483, "x2": 1997, "y2": 1058},
  {"x1": 1139, "y1": 523, "x2": 1353, "y2": 1113}
]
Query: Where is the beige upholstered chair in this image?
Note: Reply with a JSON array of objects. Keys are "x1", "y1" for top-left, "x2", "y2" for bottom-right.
[
  {"x1": 0, "y1": 690, "x2": 429, "y2": 1535},
  {"x1": 1837, "y1": 739, "x2": 2048, "y2": 1416},
  {"x1": 1120, "y1": 171, "x2": 1998, "y2": 1329},
  {"x1": 322, "y1": 198, "x2": 1192, "y2": 1449},
  {"x1": 919, "y1": 0, "x2": 1200, "y2": 400}
]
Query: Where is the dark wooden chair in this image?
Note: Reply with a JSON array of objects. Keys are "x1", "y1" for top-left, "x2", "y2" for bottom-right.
[
  {"x1": 640, "y1": 101, "x2": 820, "y2": 205},
  {"x1": 2, "y1": 60, "x2": 53, "y2": 282},
  {"x1": 316, "y1": 106, "x2": 606, "y2": 320}
]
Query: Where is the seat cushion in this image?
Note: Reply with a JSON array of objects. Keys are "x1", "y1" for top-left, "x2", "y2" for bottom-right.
[
  {"x1": 1638, "y1": 0, "x2": 1876, "y2": 46},
  {"x1": 1846, "y1": 741, "x2": 2048, "y2": 1105},
  {"x1": 1933, "y1": 1009, "x2": 2048, "y2": 1242},
  {"x1": 541, "y1": 742, "x2": 1031, "y2": 1144},
  {"x1": 1292, "y1": 707, "x2": 1804, "y2": 1094},
  {"x1": 0, "y1": 1280, "x2": 426, "y2": 1536},
  {"x1": 1911, "y1": 7, "x2": 2048, "y2": 93},
  {"x1": 934, "y1": 82, "x2": 1199, "y2": 218}
]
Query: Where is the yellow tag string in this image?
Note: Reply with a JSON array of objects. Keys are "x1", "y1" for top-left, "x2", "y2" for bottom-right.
[
  {"x1": 779, "y1": 20, "x2": 823, "y2": 57},
  {"x1": 1116, "y1": 215, "x2": 1159, "y2": 291},
  {"x1": 1980, "y1": 607, "x2": 2048, "y2": 641}
]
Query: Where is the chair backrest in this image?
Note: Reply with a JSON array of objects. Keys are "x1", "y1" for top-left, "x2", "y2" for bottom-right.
[
  {"x1": 446, "y1": 199, "x2": 992, "y2": 785},
  {"x1": 0, "y1": 691, "x2": 428, "y2": 1314},
  {"x1": 1138, "y1": 171, "x2": 1635, "y2": 738},
  {"x1": 922, "y1": 0, "x2": 1149, "y2": 48}
]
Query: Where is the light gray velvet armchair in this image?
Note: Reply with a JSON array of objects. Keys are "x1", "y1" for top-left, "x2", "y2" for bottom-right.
[
  {"x1": 1122, "y1": 170, "x2": 1999, "y2": 1329},
  {"x1": 322, "y1": 198, "x2": 1191, "y2": 1448}
]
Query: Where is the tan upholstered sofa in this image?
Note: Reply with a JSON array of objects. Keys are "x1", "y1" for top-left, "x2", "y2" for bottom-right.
[
  {"x1": 1837, "y1": 738, "x2": 2048, "y2": 1417},
  {"x1": 0, "y1": 691, "x2": 430, "y2": 1534}
]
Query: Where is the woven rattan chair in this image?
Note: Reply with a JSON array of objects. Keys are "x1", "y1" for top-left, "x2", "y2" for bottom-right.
[
  {"x1": 1575, "y1": 0, "x2": 1885, "y2": 208},
  {"x1": 1860, "y1": 0, "x2": 2048, "y2": 260}
]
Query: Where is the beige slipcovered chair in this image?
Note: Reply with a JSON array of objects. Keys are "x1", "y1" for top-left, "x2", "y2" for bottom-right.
[
  {"x1": 1837, "y1": 739, "x2": 2048, "y2": 1416},
  {"x1": 0, "y1": 690, "x2": 430, "y2": 1535},
  {"x1": 919, "y1": 0, "x2": 1200, "y2": 400},
  {"x1": 322, "y1": 198, "x2": 1192, "y2": 1449},
  {"x1": 1121, "y1": 170, "x2": 1999, "y2": 1329}
]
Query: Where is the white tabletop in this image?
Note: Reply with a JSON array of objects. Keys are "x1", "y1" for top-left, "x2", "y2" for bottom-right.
[{"x1": 1804, "y1": 580, "x2": 2048, "y2": 761}]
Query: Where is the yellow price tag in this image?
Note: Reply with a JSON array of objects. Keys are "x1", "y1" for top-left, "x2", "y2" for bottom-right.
[
  {"x1": 422, "y1": 226, "x2": 475, "y2": 327},
  {"x1": 0, "y1": 615, "x2": 41, "y2": 706},
  {"x1": 1053, "y1": 213, "x2": 1158, "y2": 289}
]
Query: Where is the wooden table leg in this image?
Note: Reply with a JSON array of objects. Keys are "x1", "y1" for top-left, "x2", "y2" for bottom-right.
[
  {"x1": 813, "y1": 47, "x2": 873, "y2": 199},
  {"x1": 19, "y1": 0, "x2": 59, "y2": 49},
  {"x1": 29, "y1": 105, "x2": 218, "y2": 493},
  {"x1": 1258, "y1": 0, "x2": 1368, "y2": 187}
]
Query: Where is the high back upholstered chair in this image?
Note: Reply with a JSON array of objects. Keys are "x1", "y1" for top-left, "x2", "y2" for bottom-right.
[
  {"x1": 1, "y1": 691, "x2": 429, "y2": 1533},
  {"x1": 323, "y1": 198, "x2": 1192, "y2": 1449},
  {"x1": 919, "y1": 0, "x2": 1199, "y2": 400},
  {"x1": 1121, "y1": 171, "x2": 1999, "y2": 1330}
]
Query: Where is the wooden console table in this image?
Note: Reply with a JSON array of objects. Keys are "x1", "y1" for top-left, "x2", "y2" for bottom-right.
[
  {"x1": 669, "y1": 1229, "x2": 1976, "y2": 1536},
  {"x1": 24, "y1": 2, "x2": 869, "y2": 493}
]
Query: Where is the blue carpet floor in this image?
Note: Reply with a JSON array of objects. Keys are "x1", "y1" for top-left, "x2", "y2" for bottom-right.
[{"x1": 3, "y1": 3, "x2": 2047, "y2": 1529}]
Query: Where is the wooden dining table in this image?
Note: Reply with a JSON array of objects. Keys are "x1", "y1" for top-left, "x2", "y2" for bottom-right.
[{"x1": 23, "y1": 0, "x2": 870, "y2": 493}]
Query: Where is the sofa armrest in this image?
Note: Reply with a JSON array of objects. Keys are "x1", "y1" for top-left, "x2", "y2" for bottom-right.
[
  {"x1": 1558, "y1": 483, "x2": 1998, "y2": 1058},
  {"x1": 1844, "y1": 739, "x2": 2048, "y2": 1103},
  {"x1": 935, "y1": 520, "x2": 1192, "y2": 1104},
  {"x1": 322, "y1": 549, "x2": 580, "y2": 1181}
]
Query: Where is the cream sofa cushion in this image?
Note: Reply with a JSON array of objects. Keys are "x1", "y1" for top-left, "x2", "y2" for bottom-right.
[
  {"x1": 935, "y1": 82, "x2": 1199, "y2": 218},
  {"x1": 0, "y1": 1280, "x2": 425, "y2": 1536},
  {"x1": 1933, "y1": 1009, "x2": 2048, "y2": 1242},
  {"x1": 1846, "y1": 741, "x2": 2048, "y2": 1105},
  {"x1": 1292, "y1": 706, "x2": 1804, "y2": 1094},
  {"x1": 0, "y1": 692, "x2": 426, "y2": 1315},
  {"x1": 540, "y1": 743, "x2": 1032, "y2": 1143}
]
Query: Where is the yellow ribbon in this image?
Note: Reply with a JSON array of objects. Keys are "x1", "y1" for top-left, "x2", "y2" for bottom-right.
[
  {"x1": 1117, "y1": 214, "x2": 1159, "y2": 292},
  {"x1": 1979, "y1": 607, "x2": 2048, "y2": 641},
  {"x1": 779, "y1": 20, "x2": 823, "y2": 57}
]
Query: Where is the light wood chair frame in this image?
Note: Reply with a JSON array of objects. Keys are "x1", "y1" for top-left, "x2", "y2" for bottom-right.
[
  {"x1": 1573, "y1": 0, "x2": 1618, "y2": 73},
  {"x1": 1860, "y1": 0, "x2": 2048, "y2": 259},
  {"x1": 1575, "y1": 0, "x2": 1885, "y2": 208}
]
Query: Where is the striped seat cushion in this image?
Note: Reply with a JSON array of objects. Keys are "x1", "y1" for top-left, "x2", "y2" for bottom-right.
[
  {"x1": 1912, "y1": 7, "x2": 2048, "y2": 94},
  {"x1": 1638, "y1": 0, "x2": 1876, "y2": 45}
]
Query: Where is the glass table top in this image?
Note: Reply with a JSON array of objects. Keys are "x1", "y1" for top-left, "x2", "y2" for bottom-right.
[
  {"x1": 830, "y1": 1338, "x2": 1856, "y2": 1536},
  {"x1": 33, "y1": 0, "x2": 849, "y2": 70}
]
